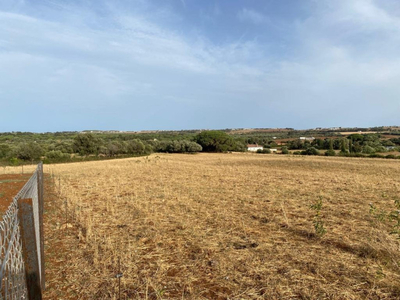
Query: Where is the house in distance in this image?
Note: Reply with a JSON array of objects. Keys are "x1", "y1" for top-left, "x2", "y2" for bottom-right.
[{"x1": 247, "y1": 144, "x2": 264, "y2": 152}]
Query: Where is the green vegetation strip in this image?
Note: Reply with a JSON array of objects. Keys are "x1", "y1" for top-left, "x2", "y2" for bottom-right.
[{"x1": 0, "y1": 179, "x2": 26, "y2": 184}]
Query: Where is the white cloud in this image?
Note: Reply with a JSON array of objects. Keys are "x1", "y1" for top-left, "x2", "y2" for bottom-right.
[{"x1": 1, "y1": 0, "x2": 400, "y2": 131}]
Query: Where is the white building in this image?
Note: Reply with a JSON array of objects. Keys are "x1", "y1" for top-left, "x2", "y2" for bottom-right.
[
  {"x1": 299, "y1": 137, "x2": 315, "y2": 141},
  {"x1": 247, "y1": 144, "x2": 264, "y2": 152}
]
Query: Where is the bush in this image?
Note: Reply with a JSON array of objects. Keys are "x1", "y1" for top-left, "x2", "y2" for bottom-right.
[
  {"x1": 184, "y1": 141, "x2": 202, "y2": 153},
  {"x1": 362, "y1": 145, "x2": 375, "y2": 154},
  {"x1": 14, "y1": 142, "x2": 44, "y2": 161},
  {"x1": 167, "y1": 140, "x2": 202, "y2": 153},
  {"x1": 256, "y1": 149, "x2": 271, "y2": 154},
  {"x1": 374, "y1": 146, "x2": 387, "y2": 153},
  {"x1": 101, "y1": 142, "x2": 124, "y2": 157},
  {"x1": 127, "y1": 139, "x2": 146, "y2": 155},
  {"x1": 232, "y1": 141, "x2": 247, "y2": 152},
  {"x1": 45, "y1": 150, "x2": 70, "y2": 160},
  {"x1": 281, "y1": 147, "x2": 289, "y2": 154},
  {"x1": 73, "y1": 134, "x2": 101, "y2": 156},
  {"x1": 0, "y1": 144, "x2": 11, "y2": 159},
  {"x1": 301, "y1": 147, "x2": 320, "y2": 156},
  {"x1": 325, "y1": 150, "x2": 336, "y2": 156},
  {"x1": 152, "y1": 140, "x2": 202, "y2": 153},
  {"x1": 369, "y1": 153, "x2": 384, "y2": 158},
  {"x1": 9, "y1": 157, "x2": 20, "y2": 166}
]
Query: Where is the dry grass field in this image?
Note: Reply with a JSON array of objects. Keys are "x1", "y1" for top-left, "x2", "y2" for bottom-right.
[{"x1": 39, "y1": 153, "x2": 400, "y2": 299}]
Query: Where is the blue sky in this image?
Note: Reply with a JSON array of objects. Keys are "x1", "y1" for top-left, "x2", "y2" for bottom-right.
[{"x1": 1, "y1": 0, "x2": 400, "y2": 132}]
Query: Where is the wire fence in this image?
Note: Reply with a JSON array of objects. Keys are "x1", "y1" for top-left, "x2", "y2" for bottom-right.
[{"x1": 0, "y1": 163, "x2": 44, "y2": 299}]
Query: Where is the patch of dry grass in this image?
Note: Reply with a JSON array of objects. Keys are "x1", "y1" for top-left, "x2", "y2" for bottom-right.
[{"x1": 42, "y1": 153, "x2": 400, "y2": 299}]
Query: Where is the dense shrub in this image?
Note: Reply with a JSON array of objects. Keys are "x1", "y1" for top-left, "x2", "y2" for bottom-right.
[
  {"x1": 369, "y1": 153, "x2": 384, "y2": 158},
  {"x1": 362, "y1": 145, "x2": 375, "y2": 154},
  {"x1": 256, "y1": 149, "x2": 271, "y2": 154},
  {"x1": 155, "y1": 140, "x2": 202, "y2": 153},
  {"x1": 101, "y1": 142, "x2": 124, "y2": 157},
  {"x1": 0, "y1": 144, "x2": 11, "y2": 159},
  {"x1": 14, "y1": 142, "x2": 44, "y2": 161},
  {"x1": 374, "y1": 146, "x2": 387, "y2": 153},
  {"x1": 232, "y1": 141, "x2": 247, "y2": 152},
  {"x1": 281, "y1": 146, "x2": 289, "y2": 154},
  {"x1": 48, "y1": 141, "x2": 74, "y2": 153},
  {"x1": 73, "y1": 134, "x2": 101, "y2": 156},
  {"x1": 183, "y1": 141, "x2": 202, "y2": 153},
  {"x1": 44, "y1": 150, "x2": 70, "y2": 162},
  {"x1": 126, "y1": 139, "x2": 146, "y2": 155},
  {"x1": 45, "y1": 150, "x2": 70, "y2": 160},
  {"x1": 301, "y1": 147, "x2": 320, "y2": 156},
  {"x1": 9, "y1": 157, "x2": 20, "y2": 166},
  {"x1": 325, "y1": 149, "x2": 336, "y2": 156}
]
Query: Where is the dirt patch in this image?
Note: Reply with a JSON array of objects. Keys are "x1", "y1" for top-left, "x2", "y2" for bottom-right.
[{"x1": 0, "y1": 174, "x2": 32, "y2": 215}]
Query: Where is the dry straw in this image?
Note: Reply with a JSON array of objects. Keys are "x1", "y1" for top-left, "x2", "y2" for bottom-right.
[{"x1": 42, "y1": 153, "x2": 400, "y2": 299}]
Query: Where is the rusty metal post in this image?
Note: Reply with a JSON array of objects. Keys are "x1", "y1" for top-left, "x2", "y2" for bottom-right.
[
  {"x1": 18, "y1": 198, "x2": 43, "y2": 300},
  {"x1": 37, "y1": 162, "x2": 45, "y2": 290}
]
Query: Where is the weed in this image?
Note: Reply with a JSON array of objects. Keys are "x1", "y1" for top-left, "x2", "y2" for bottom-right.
[
  {"x1": 388, "y1": 198, "x2": 400, "y2": 239},
  {"x1": 310, "y1": 196, "x2": 326, "y2": 237},
  {"x1": 369, "y1": 198, "x2": 400, "y2": 239},
  {"x1": 369, "y1": 203, "x2": 387, "y2": 222}
]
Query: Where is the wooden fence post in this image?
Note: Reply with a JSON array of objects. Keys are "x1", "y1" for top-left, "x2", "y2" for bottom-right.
[{"x1": 18, "y1": 198, "x2": 42, "y2": 300}]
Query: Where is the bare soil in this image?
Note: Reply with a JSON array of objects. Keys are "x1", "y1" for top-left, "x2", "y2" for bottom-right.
[{"x1": 0, "y1": 174, "x2": 31, "y2": 215}]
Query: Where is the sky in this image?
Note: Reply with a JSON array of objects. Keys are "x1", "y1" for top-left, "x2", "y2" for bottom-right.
[{"x1": 1, "y1": 0, "x2": 400, "y2": 132}]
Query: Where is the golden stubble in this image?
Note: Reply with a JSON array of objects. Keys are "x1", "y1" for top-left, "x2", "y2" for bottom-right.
[{"x1": 43, "y1": 153, "x2": 400, "y2": 299}]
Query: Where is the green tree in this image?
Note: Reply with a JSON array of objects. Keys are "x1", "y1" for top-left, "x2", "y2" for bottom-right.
[
  {"x1": 184, "y1": 141, "x2": 202, "y2": 153},
  {"x1": 45, "y1": 150, "x2": 70, "y2": 161},
  {"x1": 301, "y1": 147, "x2": 320, "y2": 156},
  {"x1": 14, "y1": 142, "x2": 44, "y2": 161},
  {"x1": 312, "y1": 139, "x2": 324, "y2": 149},
  {"x1": 194, "y1": 131, "x2": 234, "y2": 152},
  {"x1": 339, "y1": 138, "x2": 349, "y2": 155},
  {"x1": 325, "y1": 140, "x2": 335, "y2": 156},
  {"x1": 103, "y1": 141, "x2": 123, "y2": 157},
  {"x1": 73, "y1": 134, "x2": 101, "y2": 156},
  {"x1": 127, "y1": 139, "x2": 146, "y2": 155},
  {"x1": 257, "y1": 148, "x2": 271, "y2": 154},
  {"x1": 0, "y1": 144, "x2": 11, "y2": 159},
  {"x1": 232, "y1": 141, "x2": 247, "y2": 152},
  {"x1": 287, "y1": 139, "x2": 303, "y2": 150},
  {"x1": 362, "y1": 145, "x2": 375, "y2": 154}
]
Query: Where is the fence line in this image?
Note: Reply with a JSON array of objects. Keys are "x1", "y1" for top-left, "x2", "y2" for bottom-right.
[{"x1": 0, "y1": 163, "x2": 44, "y2": 299}]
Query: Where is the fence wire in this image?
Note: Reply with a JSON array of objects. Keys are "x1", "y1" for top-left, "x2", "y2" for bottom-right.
[{"x1": 0, "y1": 163, "x2": 44, "y2": 300}]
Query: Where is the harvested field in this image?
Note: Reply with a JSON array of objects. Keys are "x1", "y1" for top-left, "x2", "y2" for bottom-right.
[{"x1": 41, "y1": 153, "x2": 400, "y2": 299}]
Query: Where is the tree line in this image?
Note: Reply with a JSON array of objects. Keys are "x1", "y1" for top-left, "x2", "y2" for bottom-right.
[
  {"x1": 0, "y1": 131, "x2": 247, "y2": 165},
  {"x1": 1, "y1": 130, "x2": 399, "y2": 165},
  {"x1": 285, "y1": 134, "x2": 400, "y2": 157}
]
